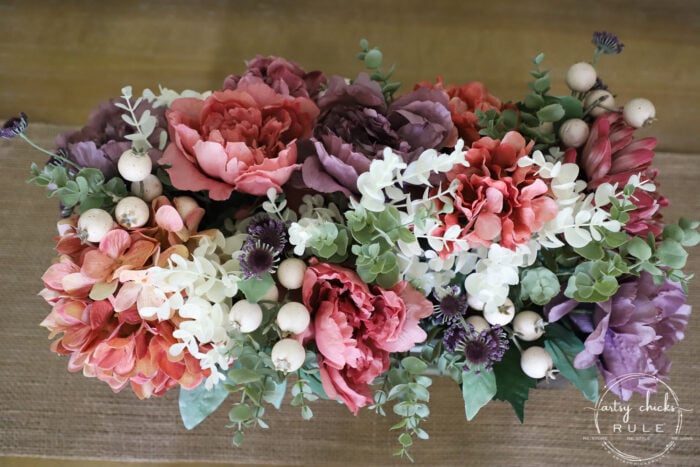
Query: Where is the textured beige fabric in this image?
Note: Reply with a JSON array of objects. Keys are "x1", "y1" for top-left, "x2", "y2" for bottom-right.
[{"x1": 0, "y1": 124, "x2": 698, "y2": 466}]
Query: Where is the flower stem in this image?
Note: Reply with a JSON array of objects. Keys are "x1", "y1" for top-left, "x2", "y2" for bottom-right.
[{"x1": 19, "y1": 133, "x2": 82, "y2": 171}]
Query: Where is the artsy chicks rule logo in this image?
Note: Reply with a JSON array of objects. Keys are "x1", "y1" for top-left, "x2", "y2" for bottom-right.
[{"x1": 585, "y1": 373, "x2": 692, "y2": 464}]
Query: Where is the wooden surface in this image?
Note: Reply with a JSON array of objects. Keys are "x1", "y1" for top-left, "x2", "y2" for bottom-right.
[
  {"x1": 0, "y1": 124, "x2": 698, "y2": 466},
  {"x1": 0, "y1": 0, "x2": 699, "y2": 152}
]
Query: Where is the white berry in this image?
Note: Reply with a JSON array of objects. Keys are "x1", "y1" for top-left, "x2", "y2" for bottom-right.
[
  {"x1": 565, "y1": 62, "x2": 597, "y2": 92},
  {"x1": 520, "y1": 346, "x2": 554, "y2": 379},
  {"x1": 465, "y1": 315, "x2": 490, "y2": 333},
  {"x1": 117, "y1": 149, "x2": 152, "y2": 182},
  {"x1": 483, "y1": 298, "x2": 515, "y2": 326},
  {"x1": 77, "y1": 208, "x2": 114, "y2": 243},
  {"x1": 276, "y1": 302, "x2": 310, "y2": 334},
  {"x1": 623, "y1": 98, "x2": 656, "y2": 128},
  {"x1": 559, "y1": 118, "x2": 590, "y2": 148},
  {"x1": 584, "y1": 90, "x2": 615, "y2": 117},
  {"x1": 114, "y1": 196, "x2": 150, "y2": 229},
  {"x1": 271, "y1": 338, "x2": 306, "y2": 373},
  {"x1": 228, "y1": 300, "x2": 263, "y2": 333},
  {"x1": 277, "y1": 258, "x2": 307, "y2": 290},
  {"x1": 513, "y1": 311, "x2": 545, "y2": 341},
  {"x1": 130, "y1": 174, "x2": 162, "y2": 202}
]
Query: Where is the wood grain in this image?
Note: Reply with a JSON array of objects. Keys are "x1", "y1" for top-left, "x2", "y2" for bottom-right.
[{"x1": 0, "y1": 0, "x2": 699, "y2": 152}]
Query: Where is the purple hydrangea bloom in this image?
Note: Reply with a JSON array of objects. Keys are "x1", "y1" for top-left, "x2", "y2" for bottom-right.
[
  {"x1": 56, "y1": 98, "x2": 166, "y2": 179},
  {"x1": 546, "y1": 272, "x2": 691, "y2": 400},
  {"x1": 223, "y1": 55, "x2": 327, "y2": 100}
]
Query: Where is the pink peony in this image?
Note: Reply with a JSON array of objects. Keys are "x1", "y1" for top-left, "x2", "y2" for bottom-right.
[
  {"x1": 301, "y1": 261, "x2": 433, "y2": 414},
  {"x1": 159, "y1": 79, "x2": 319, "y2": 200},
  {"x1": 435, "y1": 132, "x2": 558, "y2": 255}
]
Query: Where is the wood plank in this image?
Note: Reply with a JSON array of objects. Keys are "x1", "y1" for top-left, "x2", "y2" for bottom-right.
[{"x1": 0, "y1": 0, "x2": 698, "y2": 152}]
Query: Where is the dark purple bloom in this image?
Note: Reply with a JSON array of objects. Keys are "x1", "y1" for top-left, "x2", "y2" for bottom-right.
[
  {"x1": 239, "y1": 240, "x2": 279, "y2": 280},
  {"x1": 1, "y1": 112, "x2": 28, "y2": 138},
  {"x1": 546, "y1": 272, "x2": 691, "y2": 400},
  {"x1": 247, "y1": 214, "x2": 288, "y2": 253},
  {"x1": 316, "y1": 73, "x2": 402, "y2": 158},
  {"x1": 454, "y1": 324, "x2": 508, "y2": 373},
  {"x1": 223, "y1": 55, "x2": 327, "y2": 100},
  {"x1": 592, "y1": 31, "x2": 624, "y2": 55},
  {"x1": 56, "y1": 98, "x2": 166, "y2": 179},
  {"x1": 387, "y1": 86, "x2": 457, "y2": 163},
  {"x1": 297, "y1": 135, "x2": 370, "y2": 196},
  {"x1": 433, "y1": 286, "x2": 468, "y2": 325}
]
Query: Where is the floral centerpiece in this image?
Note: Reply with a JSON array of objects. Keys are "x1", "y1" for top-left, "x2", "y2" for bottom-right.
[{"x1": 3, "y1": 32, "x2": 697, "y2": 460}]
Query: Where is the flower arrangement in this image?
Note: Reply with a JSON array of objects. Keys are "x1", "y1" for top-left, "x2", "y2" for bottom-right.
[{"x1": 4, "y1": 32, "x2": 697, "y2": 460}]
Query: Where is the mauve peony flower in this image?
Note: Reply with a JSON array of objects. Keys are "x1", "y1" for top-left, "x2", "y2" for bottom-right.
[
  {"x1": 546, "y1": 272, "x2": 691, "y2": 401},
  {"x1": 56, "y1": 98, "x2": 167, "y2": 179},
  {"x1": 301, "y1": 76, "x2": 455, "y2": 194},
  {"x1": 297, "y1": 135, "x2": 370, "y2": 196},
  {"x1": 159, "y1": 79, "x2": 319, "y2": 200},
  {"x1": 301, "y1": 261, "x2": 433, "y2": 414},
  {"x1": 435, "y1": 131, "x2": 558, "y2": 255},
  {"x1": 223, "y1": 55, "x2": 326, "y2": 100}
]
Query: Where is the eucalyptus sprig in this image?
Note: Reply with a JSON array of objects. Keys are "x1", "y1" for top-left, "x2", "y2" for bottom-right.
[{"x1": 356, "y1": 39, "x2": 402, "y2": 103}]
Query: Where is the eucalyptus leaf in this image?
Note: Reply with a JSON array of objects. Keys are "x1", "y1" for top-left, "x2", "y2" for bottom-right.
[
  {"x1": 179, "y1": 381, "x2": 229, "y2": 430},
  {"x1": 461, "y1": 370, "x2": 497, "y2": 421},
  {"x1": 238, "y1": 274, "x2": 275, "y2": 303}
]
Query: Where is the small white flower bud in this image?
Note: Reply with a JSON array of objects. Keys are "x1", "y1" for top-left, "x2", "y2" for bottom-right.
[
  {"x1": 483, "y1": 298, "x2": 515, "y2": 326},
  {"x1": 131, "y1": 174, "x2": 163, "y2": 202},
  {"x1": 465, "y1": 315, "x2": 490, "y2": 333},
  {"x1": 513, "y1": 311, "x2": 545, "y2": 341}
]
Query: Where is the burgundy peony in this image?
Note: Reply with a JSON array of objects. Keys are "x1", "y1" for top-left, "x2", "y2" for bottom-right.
[
  {"x1": 223, "y1": 55, "x2": 326, "y2": 100},
  {"x1": 301, "y1": 261, "x2": 433, "y2": 414},
  {"x1": 159, "y1": 78, "x2": 319, "y2": 200}
]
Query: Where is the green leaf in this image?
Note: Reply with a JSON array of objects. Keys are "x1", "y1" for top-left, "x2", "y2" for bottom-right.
[
  {"x1": 401, "y1": 356, "x2": 428, "y2": 375},
  {"x1": 532, "y1": 75, "x2": 551, "y2": 94},
  {"x1": 524, "y1": 93, "x2": 545, "y2": 109},
  {"x1": 544, "y1": 322, "x2": 599, "y2": 402},
  {"x1": 262, "y1": 378, "x2": 286, "y2": 409},
  {"x1": 229, "y1": 403, "x2": 252, "y2": 423},
  {"x1": 228, "y1": 368, "x2": 262, "y2": 385},
  {"x1": 238, "y1": 274, "x2": 275, "y2": 303},
  {"x1": 533, "y1": 52, "x2": 545, "y2": 66},
  {"x1": 656, "y1": 239, "x2": 688, "y2": 269},
  {"x1": 536, "y1": 103, "x2": 565, "y2": 122},
  {"x1": 574, "y1": 242, "x2": 604, "y2": 261},
  {"x1": 461, "y1": 370, "x2": 497, "y2": 421},
  {"x1": 625, "y1": 236, "x2": 652, "y2": 261},
  {"x1": 493, "y1": 347, "x2": 537, "y2": 423},
  {"x1": 557, "y1": 96, "x2": 584, "y2": 119},
  {"x1": 179, "y1": 381, "x2": 229, "y2": 430}
]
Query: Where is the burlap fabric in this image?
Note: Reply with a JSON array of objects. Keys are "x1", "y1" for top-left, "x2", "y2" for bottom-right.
[{"x1": 0, "y1": 124, "x2": 698, "y2": 465}]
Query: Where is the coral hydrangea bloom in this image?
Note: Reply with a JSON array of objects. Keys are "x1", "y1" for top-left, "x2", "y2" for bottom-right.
[
  {"x1": 39, "y1": 203, "x2": 211, "y2": 398},
  {"x1": 435, "y1": 132, "x2": 558, "y2": 255}
]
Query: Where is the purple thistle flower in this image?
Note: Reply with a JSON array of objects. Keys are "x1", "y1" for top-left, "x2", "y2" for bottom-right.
[
  {"x1": 592, "y1": 31, "x2": 624, "y2": 55},
  {"x1": 455, "y1": 325, "x2": 509, "y2": 374},
  {"x1": 1, "y1": 112, "x2": 28, "y2": 139},
  {"x1": 433, "y1": 286, "x2": 468, "y2": 325},
  {"x1": 239, "y1": 240, "x2": 280, "y2": 279},
  {"x1": 246, "y1": 214, "x2": 288, "y2": 253}
]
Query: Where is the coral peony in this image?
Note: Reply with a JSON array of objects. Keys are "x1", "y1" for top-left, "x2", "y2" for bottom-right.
[
  {"x1": 301, "y1": 261, "x2": 432, "y2": 414},
  {"x1": 160, "y1": 79, "x2": 319, "y2": 200}
]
